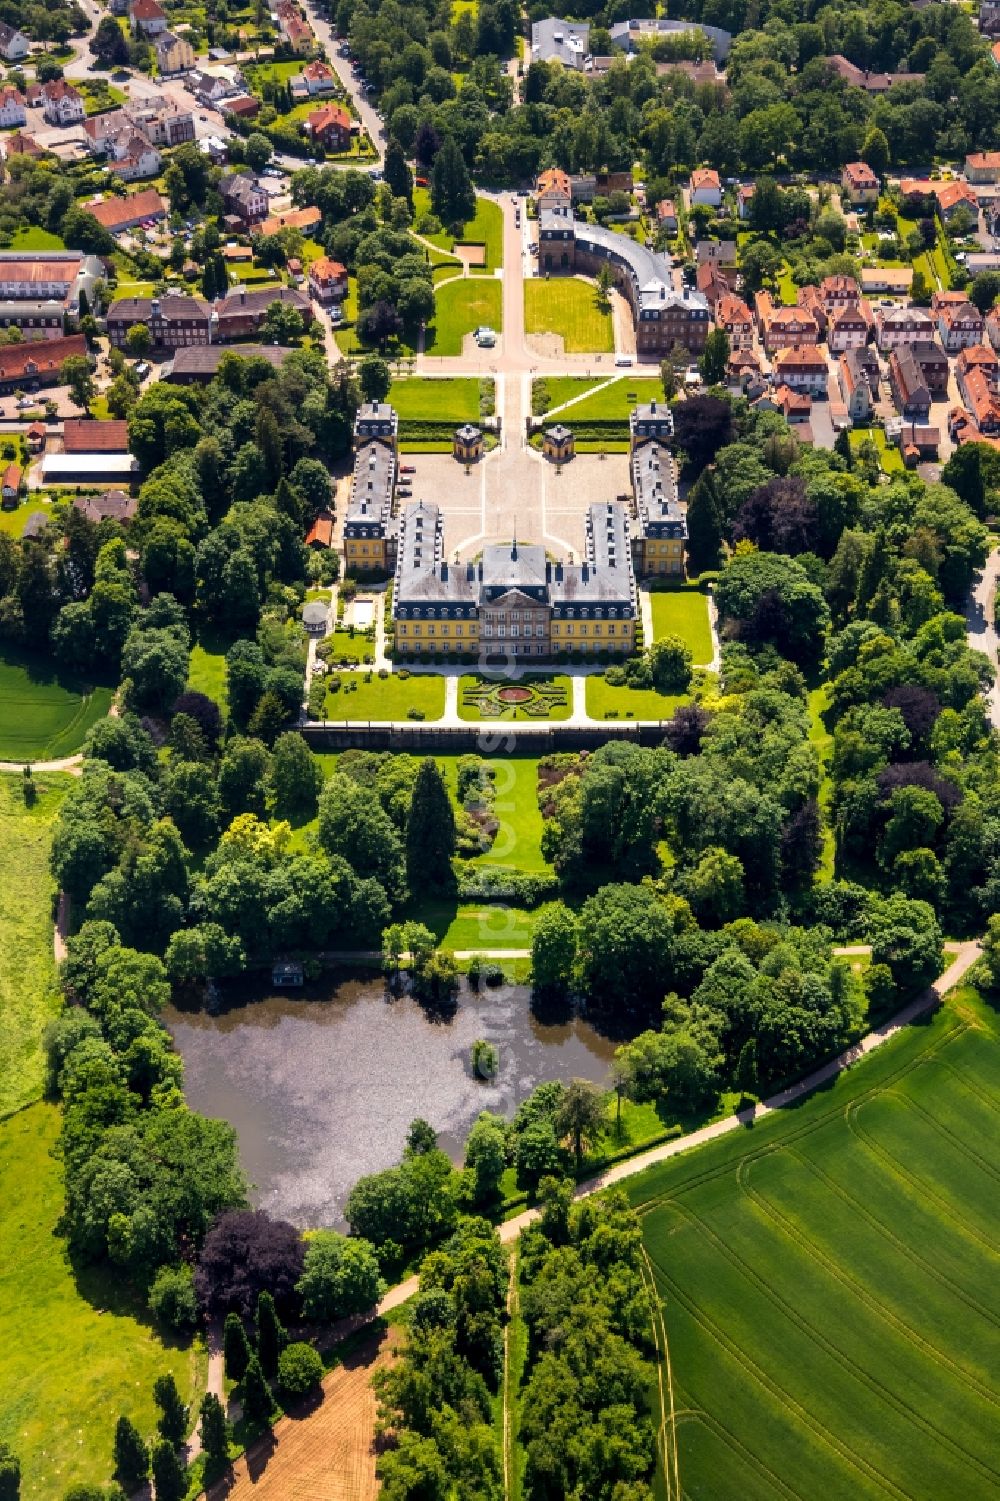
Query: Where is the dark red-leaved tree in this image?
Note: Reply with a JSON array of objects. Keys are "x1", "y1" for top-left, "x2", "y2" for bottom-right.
[{"x1": 195, "y1": 1210, "x2": 305, "y2": 1319}]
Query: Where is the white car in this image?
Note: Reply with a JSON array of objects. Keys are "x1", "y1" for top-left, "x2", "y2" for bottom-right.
[{"x1": 614, "y1": 355, "x2": 633, "y2": 367}]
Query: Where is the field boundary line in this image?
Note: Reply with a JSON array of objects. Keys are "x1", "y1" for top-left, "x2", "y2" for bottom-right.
[
  {"x1": 641, "y1": 1247, "x2": 680, "y2": 1501},
  {"x1": 736, "y1": 1155, "x2": 1000, "y2": 1413},
  {"x1": 644, "y1": 1239, "x2": 909, "y2": 1501},
  {"x1": 666, "y1": 1192, "x2": 1000, "y2": 1488}
]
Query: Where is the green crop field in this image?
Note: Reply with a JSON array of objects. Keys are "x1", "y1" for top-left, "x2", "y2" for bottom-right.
[
  {"x1": 428, "y1": 278, "x2": 502, "y2": 356},
  {"x1": 629, "y1": 986, "x2": 1000, "y2": 1501},
  {"x1": 524, "y1": 278, "x2": 615, "y2": 353},
  {"x1": 650, "y1": 586, "x2": 714, "y2": 664},
  {"x1": 0, "y1": 650, "x2": 113, "y2": 761}
]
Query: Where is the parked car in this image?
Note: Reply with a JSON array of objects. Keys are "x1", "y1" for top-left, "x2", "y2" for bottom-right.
[
  {"x1": 401, "y1": 464, "x2": 415, "y2": 473},
  {"x1": 135, "y1": 361, "x2": 150, "y2": 378},
  {"x1": 614, "y1": 355, "x2": 633, "y2": 367},
  {"x1": 397, "y1": 486, "x2": 412, "y2": 497}
]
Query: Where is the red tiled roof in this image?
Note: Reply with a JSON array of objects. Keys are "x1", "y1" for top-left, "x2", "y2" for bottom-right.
[
  {"x1": 87, "y1": 189, "x2": 167, "y2": 230},
  {"x1": 62, "y1": 419, "x2": 130, "y2": 453},
  {"x1": 0, "y1": 334, "x2": 86, "y2": 384}
]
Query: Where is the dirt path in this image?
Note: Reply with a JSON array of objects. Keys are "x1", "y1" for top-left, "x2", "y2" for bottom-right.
[{"x1": 204, "y1": 1331, "x2": 396, "y2": 1501}]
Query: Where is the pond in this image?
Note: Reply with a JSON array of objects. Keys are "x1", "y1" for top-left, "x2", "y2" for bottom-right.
[{"x1": 166, "y1": 974, "x2": 618, "y2": 1230}]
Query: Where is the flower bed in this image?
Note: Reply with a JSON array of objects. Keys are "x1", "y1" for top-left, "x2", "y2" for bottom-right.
[{"x1": 459, "y1": 675, "x2": 571, "y2": 720}]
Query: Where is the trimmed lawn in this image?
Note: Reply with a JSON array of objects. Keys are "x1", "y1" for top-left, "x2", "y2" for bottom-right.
[
  {"x1": 428, "y1": 278, "x2": 502, "y2": 356},
  {"x1": 0, "y1": 505, "x2": 49, "y2": 540},
  {"x1": 630, "y1": 986, "x2": 1000, "y2": 1501},
  {"x1": 390, "y1": 376, "x2": 483, "y2": 422},
  {"x1": 0, "y1": 648, "x2": 113, "y2": 761},
  {"x1": 458, "y1": 673, "x2": 572, "y2": 722},
  {"x1": 0, "y1": 1104, "x2": 204, "y2": 1501},
  {"x1": 586, "y1": 676, "x2": 686, "y2": 720},
  {"x1": 414, "y1": 189, "x2": 504, "y2": 270},
  {"x1": 318, "y1": 671, "x2": 445, "y2": 721},
  {"x1": 187, "y1": 640, "x2": 229, "y2": 712},
  {"x1": 9, "y1": 226, "x2": 66, "y2": 251},
  {"x1": 404, "y1": 895, "x2": 538, "y2": 949},
  {"x1": 849, "y1": 426, "x2": 905, "y2": 475},
  {"x1": 532, "y1": 373, "x2": 661, "y2": 420},
  {"x1": 649, "y1": 586, "x2": 713, "y2": 663},
  {"x1": 524, "y1": 278, "x2": 614, "y2": 354},
  {"x1": 437, "y1": 754, "x2": 550, "y2": 872},
  {"x1": 0, "y1": 773, "x2": 68, "y2": 1115},
  {"x1": 321, "y1": 627, "x2": 376, "y2": 664}
]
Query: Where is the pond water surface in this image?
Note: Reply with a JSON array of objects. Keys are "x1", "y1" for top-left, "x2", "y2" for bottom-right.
[{"x1": 166, "y1": 974, "x2": 617, "y2": 1229}]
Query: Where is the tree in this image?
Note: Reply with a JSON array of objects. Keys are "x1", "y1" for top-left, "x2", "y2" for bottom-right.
[
  {"x1": 868, "y1": 894, "x2": 943, "y2": 994},
  {"x1": 92, "y1": 14, "x2": 129, "y2": 65},
  {"x1": 296, "y1": 1231, "x2": 386, "y2": 1321},
  {"x1": 614, "y1": 1026, "x2": 721, "y2": 1115},
  {"x1": 359, "y1": 298, "x2": 403, "y2": 350},
  {"x1": 406, "y1": 758, "x2": 455, "y2": 890},
  {"x1": 223, "y1": 1312, "x2": 252, "y2": 1382},
  {"x1": 269, "y1": 731, "x2": 322, "y2": 819},
  {"x1": 384, "y1": 138, "x2": 413, "y2": 202},
  {"x1": 148, "y1": 1263, "x2": 198, "y2": 1332},
  {"x1": 969, "y1": 270, "x2": 1000, "y2": 316},
  {"x1": 277, "y1": 1342, "x2": 323, "y2": 1400},
  {"x1": 241, "y1": 1355, "x2": 275, "y2": 1425},
  {"x1": 199, "y1": 1392, "x2": 230, "y2": 1468},
  {"x1": 245, "y1": 132, "x2": 273, "y2": 173},
  {"x1": 60, "y1": 355, "x2": 95, "y2": 413},
  {"x1": 699, "y1": 326, "x2": 730, "y2": 386},
  {"x1": 554, "y1": 1079, "x2": 605, "y2": 1168},
  {"x1": 154, "y1": 1372, "x2": 188, "y2": 1448},
  {"x1": 576, "y1": 883, "x2": 677, "y2": 1012},
  {"x1": 464, "y1": 1112, "x2": 507, "y2": 1203},
  {"x1": 715, "y1": 550, "x2": 830, "y2": 664},
  {"x1": 739, "y1": 238, "x2": 782, "y2": 294},
  {"x1": 861, "y1": 125, "x2": 890, "y2": 179},
  {"x1": 125, "y1": 323, "x2": 152, "y2": 359},
  {"x1": 113, "y1": 1418, "x2": 148, "y2": 1491},
  {"x1": 430, "y1": 135, "x2": 475, "y2": 227},
  {"x1": 595, "y1": 264, "x2": 612, "y2": 312},
  {"x1": 685, "y1": 468, "x2": 724, "y2": 570},
  {"x1": 647, "y1": 635, "x2": 693, "y2": 693},
  {"x1": 150, "y1": 1440, "x2": 186, "y2": 1501},
  {"x1": 255, "y1": 1290, "x2": 286, "y2": 1377},
  {"x1": 941, "y1": 441, "x2": 1000, "y2": 518},
  {"x1": 261, "y1": 300, "x2": 305, "y2": 345},
  {"x1": 197, "y1": 1210, "x2": 304, "y2": 1319},
  {"x1": 359, "y1": 354, "x2": 391, "y2": 403},
  {"x1": 530, "y1": 902, "x2": 577, "y2": 996},
  {"x1": 672, "y1": 394, "x2": 733, "y2": 471}
]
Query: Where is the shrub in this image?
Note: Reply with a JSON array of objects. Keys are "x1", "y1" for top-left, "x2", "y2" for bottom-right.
[
  {"x1": 277, "y1": 1341, "x2": 324, "y2": 1400},
  {"x1": 472, "y1": 1038, "x2": 498, "y2": 1080}
]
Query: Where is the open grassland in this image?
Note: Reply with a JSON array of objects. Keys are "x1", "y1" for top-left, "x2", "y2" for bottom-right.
[
  {"x1": 524, "y1": 278, "x2": 615, "y2": 353},
  {"x1": 0, "y1": 1105, "x2": 204, "y2": 1501},
  {"x1": 0, "y1": 773, "x2": 67, "y2": 1116},
  {"x1": 649, "y1": 586, "x2": 714, "y2": 663},
  {"x1": 0, "y1": 649, "x2": 113, "y2": 761},
  {"x1": 629, "y1": 986, "x2": 1000, "y2": 1501},
  {"x1": 428, "y1": 278, "x2": 503, "y2": 356}
]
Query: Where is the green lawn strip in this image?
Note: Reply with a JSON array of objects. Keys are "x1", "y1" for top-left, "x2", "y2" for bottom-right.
[
  {"x1": 0, "y1": 505, "x2": 48, "y2": 539},
  {"x1": 436, "y1": 754, "x2": 550, "y2": 873},
  {"x1": 628, "y1": 987, "x2": 1000, "y2": 1501},
  {"x1": 458, "y1": 672, "x2": 572, "y2": 722},
  {"x1": 807, "y1": 682, "x2": 835, "y2": 881},
  {"x1": 319, "y1": 671, "x2": 445, "y2": 721},
  {"x1": 428, "y1": 278, "x2": 502, "y2": 356},
  {"x1": 0, "y1": 774, "x2": 68, "y2": 1115},
  {"x1": 404, "y1": 896, "x2": 538, "y2": 949},
  {"x1": 524, "y1": 278, "x2": 614, "y2": 354},
  {"x1": 0, "y1": 647, "x2": 113, "y2": 761},
  {"x1": 389, "y1": 376, "x2": 483, "y2": 423},
  {"x1": 585, "y1": 677, "x2": 686, "y2": 721},
  {"x1": 649, "y1": 586, "x2": 713, "y2": 663},
  {"x1": 849, "y1": 426, "x2": 905, "y2": 475},
  {"x1": 186, "y1": 638, "x2": 230, "y2": 712},
  {"x1": 9, "y1": 226, "x2": 66, "y2": 250},
  {"x1": 0, "y1": 1103, "x2": 205, "y2": 1501},
  {"x1": 320, "y1": 627, "x2": 376, "y2": 664},
  {"x1": 414, "y1": 189, "x2": 504, "y2": 270}
]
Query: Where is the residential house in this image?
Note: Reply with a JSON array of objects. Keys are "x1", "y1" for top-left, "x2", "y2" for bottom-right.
[
  {"x1": 308, "y1": 256, "x2": 348, "y2": 305},
  {"x1": 956, "y1": 344, "x2": 1000, "y2": 399},
  {"x1": 87, "y1": 189, "x2": 168, "y2": 233},
  {"x1": 130, "y1": 0, "x2": 167, "y2": 36},
  {"x1": 26, "y1": 422, "x2": 47, "y2": 453},
  {"x1": 0, "y1": 21, "x2": 29, "y2": 61},
  {"x1": 980, "y1": 0, "x2": 1000, "y2": 34},
  {"x1": 212, "y1": 284, "x2": 312, "y2": 340},
  {"x1": 827, "y1": 301, "x2": 873, "y2": 352},
  {"x1": 155, "y1": 30, "x2": 195, "y2": 74},
  {"x1": 986, "y1": 308, "x2": 1000, "y2": 353},
  {"x1": 860, "y1": 267, "x2": 914, "y2": 296},
  {"x1": 695, "y1": 261, "x2": 730, "y2": 309},
  {"x1": 965, "y1": 151, "x2": 1000, "y2": 184},
  {"x1": 754, "y1": 290, "x2": 819, "y2": 352},
  {"x1": 107, "y1": 133, "x2": 162, "y2": 182},
  {"x1": 737, "y1": 184, "x2": 756, "y2": 220},
  {"x1": 62, "y1": 419, "x2": 130, "y2": 453},
  {"x1": 888, "y1": 345, "x2": 931, "y2": 420},
  {"x1": 107, "y1": 294, "x2": 211, "y2": 349},
  {"x1": 274, "y1": 1, "x2": 314, "y2": 53},
  {"x1": 301, "y1": 59, "x2": 336, "y2": 94},
  {"x1": 838, "y1": 347, "x2": 877, "y2": 422},
  {"x1": 41, "y1": 81, "x2": 84, "y2": 126},
  {"x1": 3, "y1": 131, "x2": 43, "y2": 158},
  {"x1": 306, "y1": 101, "x2": 351, "y2": 150},
  {"x1": 716, "y1": 291, "x2": 754, "y2": 350},
  {"x1": 0, "y1": 333, "x2": 87, "y2": 394},
  {"x1": 875, "y1": 304, "x2": 934, "y2": 349},
  {"x1": 957, "y1": 365, "x2": 1000, "y2": 434},
  {"x1": 841, "y1": 161, "x2": 879, "y2": 205},
  {"x1": 728, "y1": 347, "x2": 765, "y2": 395},
  {"x1": 885, "y1": 418, "x2": 940, "y2": 461},
  {"x1": 820, "y1": 274, "x2": 862, "y2": 310},
  {"x1": 934, "y1": 180, "x2": 979, "y2": 222},
  {"x1": 1, "y1": 463, "x2": 21, "y2": 508},
  {"x1": 826, "y1": 55, "x2": 924, "y2": 91},
  {"x1": 771, "y1": 346, "x2": 828, "y2": 395},
  {"x1": 609, "y1": 16, "x2": 733, "y2": 61},
  {"x1": 530, "y1": 18, "x2": 591, "y2": 69},
  {"x1": 934, "y1": 293, "x2": 984, "y2": 352},
  {"x1": 655, "y1": 200, "x2": 678, "y2": 233},
  {"x1": 569, "y1": 175, "x2": 597, "y2": 203},
  {"x1": 0, "y1": 86, "x2": 26, "y2": 128},
  {"x1": 188, "y1": 68, "x2": 242, "y2": 106},
  {"x1": 260, "y1": 205, "x2": 322, "y2": 236},
  {"x1": 908, "y1": 339, "x2": 950, "y2": 396},
  {"x1": 770, "y1": 384, "x2": 813, "y2": 426},
  {"x1": 696, "y1": 240, "x2": 737, "y2": 273},
  {"x1": 128, "y1": 97, "x2": 195, "y2": 146},
  {"x1": 897, "y1": 178, "x2": 935, "y2": 209},
  {"x1": 219, "y1": 173, "x2": 269, "y2": 227},
  {"x1": 73, "y1": 490, "x2": 137, "y2": 524},
  {"x1": 536, "y1": 167, "x2": 572, "y2": 210},
  {"x1": 166, "y1": 345, "x2": 289, "y2": 382},
  {"x1": 304, "y1": 512, "x2": 335, "y2": 547},
  {"x1": 797, "y1": 284, "x2": 828, "y2": 335},
  {"x1": 689, "y1": 168, "x2": 722, "y2": 207}
]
